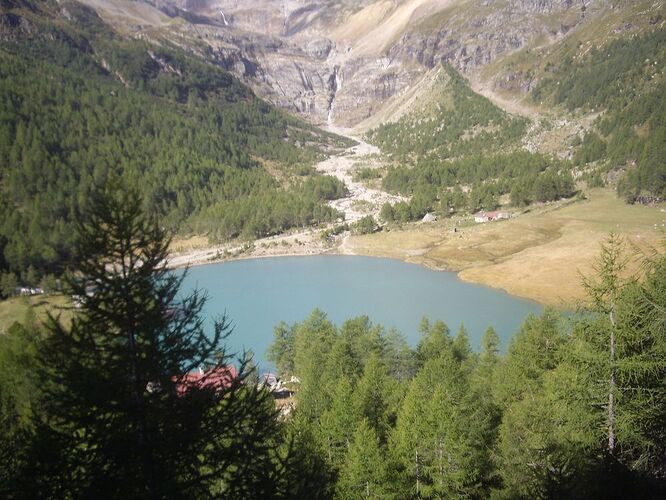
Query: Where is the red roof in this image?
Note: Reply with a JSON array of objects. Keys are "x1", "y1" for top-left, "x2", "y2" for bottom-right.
[{"x1": 175, "y1": 365, "x2": 238, "y2": 396}]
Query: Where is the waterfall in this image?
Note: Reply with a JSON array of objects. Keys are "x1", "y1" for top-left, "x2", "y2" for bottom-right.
[{"x1": 327, "y1": 66, "x2": 343, "y2": 126}]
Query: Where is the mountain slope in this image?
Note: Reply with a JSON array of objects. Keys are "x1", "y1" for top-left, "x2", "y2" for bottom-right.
[
  {"x1": 533, "y1": 28, "x2": 666, "y2": 199},
  {"x1": 0, "y1": 0, "x2": 350, "y2": 278},
  {"x1": 367, "y1": 64, "x2": 527, "y2": 162},
  {"x1": 73, "y1": 0, "x2": 607, "y2": 126}
]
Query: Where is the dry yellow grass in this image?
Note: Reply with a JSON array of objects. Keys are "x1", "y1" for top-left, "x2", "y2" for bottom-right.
[
  {"x1": 170, "y1": 235, "x2": 210, "y2": 253},
  {"x1": 344, "y1": 189, "x2": 665, "y2": 307}
]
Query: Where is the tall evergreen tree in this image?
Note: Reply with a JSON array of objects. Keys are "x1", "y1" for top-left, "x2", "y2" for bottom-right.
[
  {"x1": 352, "y1": 354, "x2": 394, "y2": 442},
  {"x1": 580, "y1": 232, "x2": 629, "y2": 453},
  {"x1": 336, "y1": 420, "x2": 391, "y2": 499},
  {"x1": 319, "y1": 377, "x2": 361, "y2": 469},
  {"x1": 19, "y1": 182, "x2": 295, "y2": 498}
]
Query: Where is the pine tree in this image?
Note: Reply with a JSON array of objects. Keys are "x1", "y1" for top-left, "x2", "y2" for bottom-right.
[
  {"x1": 392, "y1": 349, "x2": 485, "y2": 497},
  {"x1": 452, "y1": 323, "x2": 472, "y2": 362},
  {"x1": 568, "y1": 236, "x2": 666, "y2": 487},
  {"x1": 22, "y1": 182, "x2": 292, "y2": 498},
  {"x1": 416, "y1": 318, "x2": 452, "y2": 366},
  {"x1": 319, "y1": 377, "x2": 361, "y2": 468},
  {"x1": 267, "y1": 321, "x2": 296, "y2": 376}
]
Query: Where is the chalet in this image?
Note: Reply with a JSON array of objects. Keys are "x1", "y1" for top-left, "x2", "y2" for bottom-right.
[
  {"x1": 260, "y1": 373, "x2": 295, "y2": 399},
  {"x1": 72, "y1": 284, "x2": 99, "y2": 308}
]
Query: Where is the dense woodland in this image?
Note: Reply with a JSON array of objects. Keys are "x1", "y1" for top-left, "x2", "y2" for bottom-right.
[
  {"x1": 0, "y1": 0, "x2": 350, "y2": 283},
  {"x1": 0, "y1": 2, "x2": 665, "y2": 497},
  {"x1": 0, "y1": 185, "x2": 333, "y2": 498},
  {"x1": 266, "y1": 235, "x2": 666, "y2": 498},
  {"x1": 367, "y1": 65, "x2": 527, "y2": 164},
  {"x1": 380, "y1": 151, "x2": 576, "y2": 222},
  {"x1": 533, "y1": 28, "x2": 666, "y2": 200},
  {"x1": 365, "y1": 65, "x2": 577, "y2": 223},
  {"x1": 369, "y1": 29, "x2": 666, "y2": 221},
  {"x1": 2, "y1": 183, "x2": 664, "y2": 499}
]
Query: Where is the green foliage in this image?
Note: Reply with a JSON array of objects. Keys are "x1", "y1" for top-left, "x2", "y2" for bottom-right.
[
  {"x1": 533, "y1": 30, "x2": 666, "y2": 112},
  {"x1": 533, "y1": 29, "x2": 666, "y2": 199},
  {"x1": 191, "y1": 176, "x2": 346, "y2": 241},
  {"x1": 574, "y1": 132, "x2": 607, "y2": 166},
  {"x1": 367, "y1": 64, "x2": 527, "y2": 163},
  {"x1": 352, "y1": 167, "x2": 382, "y2": 182},
  {"x1": 352, "y1": 354, "x2": 395, "y2": 441},
  {"x1": 0, "y1": 0, "x2": 350, "y2": 278},
  {"x1": 241, "y1": 238, "x2": 666, "y2": 497},
  {"x1": 266, "y1": 321, "x2": 295, "y2": 376},
  {"x1": 0, "y1": 321, "x2": 42, "y2": 490},
  {"x1": 353, "y1": 215, "x2": 378, "y2": 235},
  {"x1": 416, "y1": 317, "x2": 452, "y2": 367},
  {"x1": 0, "y1": 182, "x2": 323, "y2": 497},
  {"x1": 382, "y1": 151, "x2": 575, "y2": 217},
  {"x1": 320, "y1": 223, "x2": 350, "y2": 241},
  {"x1": 335, "y1": 420, "x2": 391, "y2": 499},
  {"x1": 8, "y1": 228, "x2": 660, "y2": 497},
  {"x1": 0, "y1": 272, "x2": 18, "y2": 298}
]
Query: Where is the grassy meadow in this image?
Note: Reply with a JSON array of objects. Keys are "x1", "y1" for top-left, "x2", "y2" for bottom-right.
[{"x1": 344, "y1": 189, "x2": 665, "y2": 306}]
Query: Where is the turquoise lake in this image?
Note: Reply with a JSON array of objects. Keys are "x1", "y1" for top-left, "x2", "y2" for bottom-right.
[{"x1": 180, "y1": 255, "x2": 542, "y2": 370}]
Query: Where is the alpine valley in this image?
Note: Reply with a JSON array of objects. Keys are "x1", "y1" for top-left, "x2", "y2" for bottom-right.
[
  {"x1": 1, "y1": 1, "x2": 666, "y2": 499},
  {"x1": 1, "y1": 0, "x2": 664, "y2": 305}
]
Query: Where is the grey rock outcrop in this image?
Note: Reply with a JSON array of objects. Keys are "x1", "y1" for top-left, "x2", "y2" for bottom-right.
[{"x1": 85, "y1": 0, "x2": 601, "y2": 126}]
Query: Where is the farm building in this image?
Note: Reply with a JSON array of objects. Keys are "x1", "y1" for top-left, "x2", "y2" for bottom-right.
[{"x1": 473, "y1": 211, "x2": 511, "y2": 223}]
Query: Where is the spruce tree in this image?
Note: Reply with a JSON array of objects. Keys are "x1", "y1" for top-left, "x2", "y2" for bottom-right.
[{"x1": 22, "y1": 183, "x2": 291, "y2": 498}]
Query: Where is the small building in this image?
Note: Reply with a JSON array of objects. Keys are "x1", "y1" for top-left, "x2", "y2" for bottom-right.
[
  {"x1": 474, "y1": 211, "x2": 511, "y2": 223},
  {"x1": 261, "y1": 372, "x2": 279, "y2": 391},
  {"x1": 175, "y1": 365, "x2": 238, "y2": 396},
  {"x1": 474, "y1": 212, "x2": 490, "y2": 223},
  {"x1": 422, "y1": 213, "x2": 437, "y2": 223}
]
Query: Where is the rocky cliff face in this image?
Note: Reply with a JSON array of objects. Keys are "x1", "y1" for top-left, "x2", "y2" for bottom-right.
[{"x1": 81, "y1": 0, "x2": 607, "y2": 126}]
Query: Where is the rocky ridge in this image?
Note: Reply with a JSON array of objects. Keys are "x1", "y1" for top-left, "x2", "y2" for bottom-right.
[
  {"x1": 75, "y1": 0, "x2": 662, "y2": 133},
  {"x1": 77, "y1": 0, "x2": 660, "y2": 130}
]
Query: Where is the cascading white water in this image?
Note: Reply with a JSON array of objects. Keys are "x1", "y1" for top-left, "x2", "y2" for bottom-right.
[{"x1": 327, "y1": 66, "x2": 343, "y2": 126}]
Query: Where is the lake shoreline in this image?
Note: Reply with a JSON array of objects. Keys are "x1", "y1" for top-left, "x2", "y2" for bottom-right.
[
  {"x1": 166, "y1": 233, "x2": 554, "y2": 309},
  {"x1": 180, "y1": 254, "x2": 544, "y2": 366}
]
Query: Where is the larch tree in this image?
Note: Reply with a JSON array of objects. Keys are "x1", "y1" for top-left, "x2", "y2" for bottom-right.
[
  {"x1": 580, "y1": 232, "x2": 629, "y2": 453},
  {"x1": 336, "y1": 420, "x2": 390, "y2": 499},
  {"x1": 573, "y1": 235, "x2": 666, "y2": 486}
]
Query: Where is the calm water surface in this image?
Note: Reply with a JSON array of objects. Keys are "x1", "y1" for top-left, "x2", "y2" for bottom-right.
[{"x1": 180, "y1": 256, "x2": 542, "y2": 370}]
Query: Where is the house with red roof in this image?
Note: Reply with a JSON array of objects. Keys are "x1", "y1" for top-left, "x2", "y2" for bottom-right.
[{"x1": 174, "y1": 365, "x2": 238, "y2": 396}]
